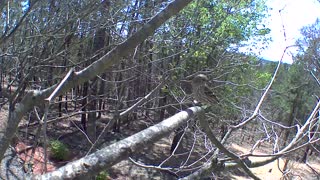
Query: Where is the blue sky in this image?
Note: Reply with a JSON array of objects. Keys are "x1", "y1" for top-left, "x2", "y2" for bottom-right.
[{"x1": 258, "y1": 0, "x2": 320, "y2": 63}]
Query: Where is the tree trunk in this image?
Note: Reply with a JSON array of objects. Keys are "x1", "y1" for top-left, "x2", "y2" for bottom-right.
[
  {"x1": 37, "y1": 107, "x2": 202, "y2": 179},
  {"x1": 0, "y1": 0, "x2": 194, "y2": 163},
  {"x1": 58, "y1": 95, "x2": 62, "y2": 117},
  {"x1": 87, "y1": 78, "x2": 98, "y2": 142},
  {"x1": 281, "y1": 92, "x2": 301, "y2": 147},
  {"x1": 81, "y1": 82, "x2": 88, "y2": 132}
]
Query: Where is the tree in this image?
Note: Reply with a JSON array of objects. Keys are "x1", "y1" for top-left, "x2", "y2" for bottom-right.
[
  {"x1": 0, "y1": 0, "x2": 193, "y2": 171},
  {"x1": 2, "y1": 0, "x2": 318, "y2": 179}
]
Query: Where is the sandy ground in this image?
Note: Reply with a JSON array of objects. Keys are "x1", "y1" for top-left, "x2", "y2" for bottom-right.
[{"x1": 231, "y1": 144, "x2": 320, "y2": 180}]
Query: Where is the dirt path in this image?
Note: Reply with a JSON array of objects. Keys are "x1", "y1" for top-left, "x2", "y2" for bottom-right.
[{"x1": 230, "y1": 144, "x2": 320, "y2": 180}]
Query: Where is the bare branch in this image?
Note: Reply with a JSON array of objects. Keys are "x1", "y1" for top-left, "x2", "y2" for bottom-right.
[
  {"x1": 34, "y1": 106, "x2": 202, "y2": 179},
  {"x1": 0, "y1": 0, "x2": 194, "y2": 161}
]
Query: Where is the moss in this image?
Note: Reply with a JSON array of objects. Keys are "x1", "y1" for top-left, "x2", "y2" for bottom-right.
[
  {"x1": 96, "y1": 170, "x2": 110, "y2": 180},
  {"x1": 49, "y1": 140, "x2": 70, "y2": 161}
]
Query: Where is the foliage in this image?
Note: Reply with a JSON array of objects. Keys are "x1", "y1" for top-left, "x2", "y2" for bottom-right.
[
  {"x1": 96, "y1": 170, "x2": 110, "y2": 180},
  {"x1": 152, "y1": 0, "x2": 271, "y2": 121},
  {"x1": 49, "y1": 140, "x2": 70, "y2": 161},
  {"x1": 3, "y1": 0, "x2": 317, "y2": 179},
  {"x1": 297, "y1": 18, "x2": 320, "y2": 74},
  {"x1": 255, "y1": 71, "x2": 271, "y2": 88},
  {"x1": 152, "y1": 0, "x2": 270, "y2": 74}
]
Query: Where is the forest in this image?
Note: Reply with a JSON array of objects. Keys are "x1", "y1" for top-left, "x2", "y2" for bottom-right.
[{"x1": 0, "y1": 0, "x2": 320, "y2": 179}]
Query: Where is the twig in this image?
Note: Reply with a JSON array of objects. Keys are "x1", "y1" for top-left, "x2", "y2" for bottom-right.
[
  {"x1": 309, "y1": 70, "x2": 320, "y2": 87},
  {"x1": 128, "y1": 157, "x2": 179, "y2": 178},
  {"x1": 46, "y1": 68, "x2": 75, "y2": 102},
  {"x1": 198, "y1": 112, "x2": 260, "y2": 180},
  {"x1": 232, "y1": 53, "x2": 282, "y2": 129},
  {"x1": 120, "y1": 77, "x2": 168, "y2": 117},
  {"x1": 41, "y1": 103, "x2": 49, "y2": 173},
  {"x1": 306, "y1": 162, "x2": 320, "y2": 177}
]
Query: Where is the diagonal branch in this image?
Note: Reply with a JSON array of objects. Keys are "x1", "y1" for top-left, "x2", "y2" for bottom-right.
[
  {"x1": 34, "y1": 106, "x2": 202, "y2": 179},
  {"x1": 0, "y1": 0, "x2": 194, "y2": 161},
  {"x1": 197, "y1": 112, "x2": 260, "y2": 180}
]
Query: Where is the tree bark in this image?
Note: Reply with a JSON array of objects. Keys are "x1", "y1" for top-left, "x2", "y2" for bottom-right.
[
  {"x1": 35, "y1": 106, "x2": 202, "y2": 179},
  {"x1": 0, "y1": 0, "x2": 194, "y2": 163}
]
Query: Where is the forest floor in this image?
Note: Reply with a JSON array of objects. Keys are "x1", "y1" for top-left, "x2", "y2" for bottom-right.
[
  {"x1": 229, "y1": 143, "x2": 320, "y2": 180},
  {"x1": 0, "y1": 106, "x2": 320, "y2": 179}
]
